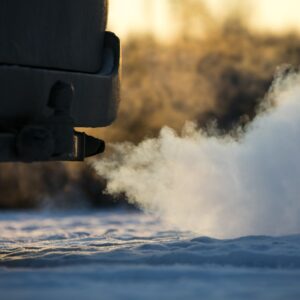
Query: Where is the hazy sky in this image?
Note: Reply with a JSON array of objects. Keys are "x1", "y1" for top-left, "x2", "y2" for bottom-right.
[{"x1": 108, "y1": 0, "x2": 300, "y2": 40}]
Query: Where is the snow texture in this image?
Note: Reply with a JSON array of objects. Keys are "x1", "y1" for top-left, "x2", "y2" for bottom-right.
[{"x1": 0, "y1": 211, "x2": 300, "y2": 300}]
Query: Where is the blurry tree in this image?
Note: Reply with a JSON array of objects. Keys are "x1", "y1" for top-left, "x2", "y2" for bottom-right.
[
  {"x1": 169, "y1": 0, "x2": 215, "y2": 40},
  {"x1": 169, "y1": 0, "x2": 253, "y2": 40}
]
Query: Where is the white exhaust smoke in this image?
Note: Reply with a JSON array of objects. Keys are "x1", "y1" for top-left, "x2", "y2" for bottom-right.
[{"x1": 93, "y1": 68, "x2": 300, "y2": 238}]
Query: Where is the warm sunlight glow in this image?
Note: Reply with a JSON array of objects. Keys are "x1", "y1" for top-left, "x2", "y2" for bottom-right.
[
  {"x1": 108, "y1": 0, "x2": 300, "y2": 41},
  {"x1": 253, "y1": 0, "x2": 300, "y2": 32},
  {"x1": 108, "y1": 0, "x2": 177, "y2": 41}
]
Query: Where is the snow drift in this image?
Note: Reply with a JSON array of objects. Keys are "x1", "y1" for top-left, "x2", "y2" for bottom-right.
[{"x1": 1, "y1": 211, "x2": 300, "y2": 300}]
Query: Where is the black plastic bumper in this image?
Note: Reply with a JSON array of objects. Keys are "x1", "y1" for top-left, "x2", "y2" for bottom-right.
[{"x1": 0, "y1": 32, "x2": 120, "y2": 128}]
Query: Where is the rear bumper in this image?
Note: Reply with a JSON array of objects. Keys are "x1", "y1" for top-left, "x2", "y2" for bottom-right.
[{"x1": 0, "y1": 31, "x2": 121, "y2": 128}]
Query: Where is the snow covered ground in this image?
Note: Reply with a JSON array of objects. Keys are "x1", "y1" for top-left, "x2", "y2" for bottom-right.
[{"x1": 0, "y1": 210, "x2": 300, "y2": 300}]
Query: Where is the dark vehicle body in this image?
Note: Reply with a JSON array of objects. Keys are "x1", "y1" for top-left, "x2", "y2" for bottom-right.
[{"x1": 0, "y1": 0, "x2": 120, "y2": 162}]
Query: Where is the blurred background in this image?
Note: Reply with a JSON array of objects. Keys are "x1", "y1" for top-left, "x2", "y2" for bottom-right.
[{"x1": 1, "y1": 0, "x2": 300, "y2": 210}]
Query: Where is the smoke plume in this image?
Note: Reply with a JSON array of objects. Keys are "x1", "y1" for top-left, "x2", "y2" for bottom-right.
[{"x1": 94, "y1": 68, "x2": 300, "y2": 238}]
